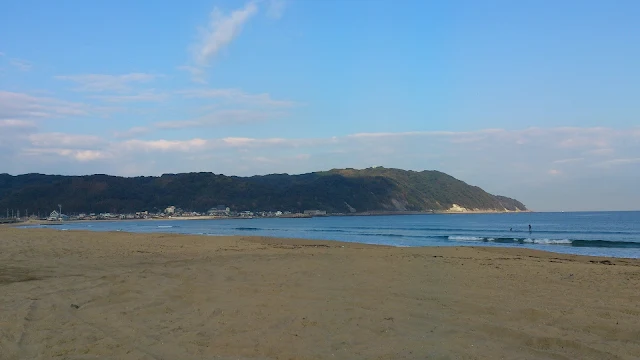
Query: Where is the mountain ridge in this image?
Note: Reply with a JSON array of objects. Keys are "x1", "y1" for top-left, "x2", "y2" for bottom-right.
[{"x1": 0, "y1": 167, "x2": 527, "y2": 214}]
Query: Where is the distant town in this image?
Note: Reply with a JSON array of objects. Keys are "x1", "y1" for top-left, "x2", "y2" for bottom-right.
[{"x1": 1, "y1": 205, "x2": 330, "y2": 223}]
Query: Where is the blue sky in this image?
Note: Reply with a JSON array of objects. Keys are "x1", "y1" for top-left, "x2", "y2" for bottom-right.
[{"x1": 1, "y1": 0, "x2": 639, "y2": 211}]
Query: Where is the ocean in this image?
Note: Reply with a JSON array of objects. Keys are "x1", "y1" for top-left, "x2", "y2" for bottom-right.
[{"x1": 21, "y1": 211, "x2": 640, "y2": 258}]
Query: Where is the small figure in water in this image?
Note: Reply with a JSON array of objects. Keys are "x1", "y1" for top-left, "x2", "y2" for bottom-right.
[
  {"x1": 528, "y1": 224, "x2": 532, "y2": 232},
  {"x1": 510, "y1": 228, "x2": 513, "y2": 232}
]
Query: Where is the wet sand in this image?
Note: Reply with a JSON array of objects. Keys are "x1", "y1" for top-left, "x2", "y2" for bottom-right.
[{"x1": 1, "y1": 226, "x2": 639, "y2": 359}]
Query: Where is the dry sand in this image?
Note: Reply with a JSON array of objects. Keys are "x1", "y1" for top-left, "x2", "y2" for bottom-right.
[{"x1": 1, "y1": 226, "x2": 639, "y2": 360}]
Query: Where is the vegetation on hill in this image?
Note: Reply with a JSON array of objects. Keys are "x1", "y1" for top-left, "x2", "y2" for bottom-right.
[{"x1": 0, "y1": 168, "x2": 527, "y2": 214}]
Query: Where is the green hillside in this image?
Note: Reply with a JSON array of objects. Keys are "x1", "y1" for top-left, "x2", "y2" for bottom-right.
[{"x1": 0, "y1": 168, "x2": 527, "y2": 214}]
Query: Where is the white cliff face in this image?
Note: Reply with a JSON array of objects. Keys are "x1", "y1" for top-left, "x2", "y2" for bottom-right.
[{"x1": 447, "y1": 204, "x2": 468, "y2": 212}]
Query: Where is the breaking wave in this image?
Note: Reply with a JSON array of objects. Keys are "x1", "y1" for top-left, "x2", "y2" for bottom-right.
[{"x1": 447, "y1": 236, "x2": 640, "y2": 248}]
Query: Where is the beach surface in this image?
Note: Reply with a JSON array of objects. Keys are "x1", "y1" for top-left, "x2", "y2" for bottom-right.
[{"x1": 1, "y1": 227, "x2": 639, "y2": 359}]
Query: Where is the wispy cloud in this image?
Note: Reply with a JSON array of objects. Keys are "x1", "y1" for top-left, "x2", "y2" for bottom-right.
[
  {"x1": 594, "y1": 158, "x2": 640, "y2": 167},
  {"x1": 0, "y1": 91, "x2": 89, "y2": 120},
  {"x1": 552, "y1": 158, "x2": 584, "y2": 164},
  {"x1": 177, "y1": 65, "x2": 207, "y2": 84},
  {"x1": 9, "y1": 58, "x2": 32, "y2": 71},
  {"x1": 90, "y1": 91, "x2": 169, "y2": 103},
  {"x1": 155, "y1": 109, "x2": 284, "y2": 129},
  {"x1": 585, "y1": 148, "x2": 614, "y2": 156},
  {"x1": 54, "y1": 73, "x2": 159, "y2": 92},
  {"x1": 178, "y1": 88, "x2": 296, "y2": 107},
  {"x1": 28, "y1": 133, "x2": 106, "y2": 149},
  {"x1": 0, "y1": 119, "x2": 36, "y2": 129},
  {"x1": 196, "y1": 2, "x2": 257, "y2": 66},
  {"x1": 182, "y1": 2, "x2": 258, "y2": 82}
]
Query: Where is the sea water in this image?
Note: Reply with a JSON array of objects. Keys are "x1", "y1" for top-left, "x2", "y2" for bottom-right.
[{"x1": 21, "y1": 211, "x2": 640, "y2": 258}]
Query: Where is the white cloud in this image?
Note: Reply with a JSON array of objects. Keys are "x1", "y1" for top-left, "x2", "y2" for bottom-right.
[
  {"x1": 0, "y1": 119, "x2": 36, "y2": 128},
  {"x1": 182, "y1": 2, "x2": 258, "y2": 82},
  {"x1": 74, "y1": 150, "x2": 111, "y2": 161},
  {"x1": 556, "y1": 128, "x2": 613, "y2": 149},
  {"x1": 29, "y1": 133, "x2": 106, "y2": 149},
  {"x1": 178, "y1": 88, "x2": 296, "y2": 107},
  {"x1": 196, "y1": 2, "x2": 257, "y2": 66},
  {"x1": 122, "y1": 138, "x2": 209, "y2": 152},
  {"x1": 22, "y1": 148, "x2": 112, "y2": 162},
  {"x1": 548, "y1": 169, "x2": 561, "y2": 176},
  {"x1": 54, "y1": 73, "x2": 159, "y2": 92},
  {"x1": 266, "y1": 0, "x2": 287, "y2": 19},
  {"x1": 20, "y1": 131, "x2": 113, "y2": 163}
]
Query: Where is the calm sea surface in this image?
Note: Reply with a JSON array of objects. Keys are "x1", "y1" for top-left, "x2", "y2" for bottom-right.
[{"x1": 22, "y1": 211, "x2": 640, "y2": 258}]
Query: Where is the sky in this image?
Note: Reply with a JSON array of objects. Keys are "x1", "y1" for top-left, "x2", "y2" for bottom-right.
[{"x1": 1, "y1": 0, "x2": 639, "y2": 211}]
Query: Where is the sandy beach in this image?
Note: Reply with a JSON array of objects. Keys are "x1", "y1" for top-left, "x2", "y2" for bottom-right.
[{"x1": 1, "y1": 227, "x2": 639, "y2": 359}]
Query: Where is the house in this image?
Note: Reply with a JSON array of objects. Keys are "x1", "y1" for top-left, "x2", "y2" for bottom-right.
[
  {"x1": 207, "y1": 205, "x2": 230, "y2": 216},
  {"x1": 47, "y1": 210, "x2": 69, "y2": 221},
  {"x1": 239, "y1": 211, "x2": 254, "y2": 217},
  {"x1": 165, "y1": 206, "x2": 176, "y2": 214},
  {"x1": 47, "y1": 210, "x2": 60, "y2": 221}
]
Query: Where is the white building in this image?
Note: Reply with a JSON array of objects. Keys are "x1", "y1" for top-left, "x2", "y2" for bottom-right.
[
  {"x1": 47, "y1": 210, "x2": 68, "y2": 221},
  {"x1": 48, "y1": 210, "x2": 60, "y2": 221}
]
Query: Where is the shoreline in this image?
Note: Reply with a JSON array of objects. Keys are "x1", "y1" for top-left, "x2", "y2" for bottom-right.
[
  {"x1": 1, "y1": 227, "x2": 639, "y2": 359},
  {"x1": 5, "y1": 209, "x2": 534, "y2": 225}
]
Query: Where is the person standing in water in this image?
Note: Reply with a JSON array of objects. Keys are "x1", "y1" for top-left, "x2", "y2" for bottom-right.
[{"x1": 529, "y1": 224, "x2": 532, "y2": 232}]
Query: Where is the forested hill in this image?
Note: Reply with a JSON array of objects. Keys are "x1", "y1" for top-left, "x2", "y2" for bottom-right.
[{"x1": 0, "y1": 168, "x2": 527, "y2": 214}]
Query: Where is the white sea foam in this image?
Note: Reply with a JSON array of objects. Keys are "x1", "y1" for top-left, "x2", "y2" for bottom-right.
[
  {"x1": 157, "y1": 225, "x2": 173, "y2": 228},
  {"x1": 448, "y1": 236, "x2": 484, "y2": 242},
  {"x1": 523, "y1": 238, "x2": 572, "y2": 245}
]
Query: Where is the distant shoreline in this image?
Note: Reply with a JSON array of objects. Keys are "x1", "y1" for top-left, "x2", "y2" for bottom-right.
[{"x1": 11, "y1": 209, "x2": 533, "y2": 226}]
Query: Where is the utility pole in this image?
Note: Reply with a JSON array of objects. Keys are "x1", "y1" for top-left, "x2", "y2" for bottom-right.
[{"x1": 58, "y1": 204, "x2": 62, "y2": 221}]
